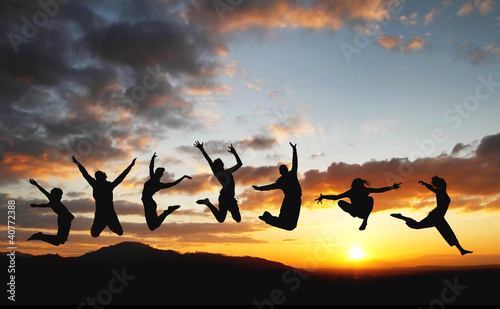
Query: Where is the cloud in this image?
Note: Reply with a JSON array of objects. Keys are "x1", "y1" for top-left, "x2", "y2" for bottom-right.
[
  {"x1": 377, "y1": 35, "x2": 425, "y2": 53},
  {"x1": 454, "y1": 42, "x2": 497, "y2": 65},
  {"x1": 404, "y1": 37, "x2": 426, "y2": 52},
  {"x1": 269, "y1": 116, "x2": 324, "y2": 141},
  {"x1": 457, "y1": 2, "x2": 474, "y2": 16},
  {"x1": 187, "y1": 0, "x2": 393, "y2": 34},
  {"x1": 377, "y1": 34, "x2": 402, "y2": 50},
  {"x1": 457, "y1": 0, "x2": 495, "y2": 16}
]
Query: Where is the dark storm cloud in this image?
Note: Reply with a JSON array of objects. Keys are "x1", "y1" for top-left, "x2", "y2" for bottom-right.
[{"x1": 0, "y1": 0, "x2": 229, "y2": 185}]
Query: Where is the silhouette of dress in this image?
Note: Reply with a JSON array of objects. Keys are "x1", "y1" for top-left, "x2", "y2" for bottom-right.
[
  {"x1": 27, "y1": 179, "x2": 74, "y2": 246},
  {"x1": 253, "y1": 143, "x2": 302, "y2": 231},
  {"x1": 316, "y1": 178, "x2": 400, "y2": 230},
  {"x1": 194, "y1": 141, "x2": 242, "y2": 223},
  {"x1": 72, "y1": 156, "x2": 135, "y2": 237},
  {"x1": 391, "y1": 177, "x2": 472, "y2": 255},
  {"x1": 141, "y1": 153, "x2": 191, "y2": 231}
]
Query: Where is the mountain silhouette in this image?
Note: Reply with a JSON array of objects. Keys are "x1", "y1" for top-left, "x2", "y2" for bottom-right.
[{"x1": 2, "y1": 242, "x2": 499, "y2": 305}]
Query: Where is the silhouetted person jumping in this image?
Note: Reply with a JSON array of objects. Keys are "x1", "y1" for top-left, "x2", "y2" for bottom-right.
[
  {"x1": 391, "y1": 176, "x2": 472, "y2": 255},
  {"x1": 27, "y1": 179, "x2": 74, "y2": 246},
  {"x1": 72, "y1": 155, "x2": 136, "y2": 237},
  {"x1": 253, "y1": 142, "x2": 302, "y2": 231},
  {"x1": 194, "y1": 141, "x2": 242, "y2": 223},
  {"x1": 316, "y1": 178, "x2": 401, "y2": 230},
  {"x1": 142, "y1": 152, "x2": 192, "y2": 231}
]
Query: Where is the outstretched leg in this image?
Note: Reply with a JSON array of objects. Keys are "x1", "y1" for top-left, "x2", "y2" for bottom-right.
[
  {"x1": 145, "y1": 198, "x2": 180, "y2": 231},
  {"x1": 259, "y1": 212, "x2": 297, "y2": 231},
  {"x1": 436, "y1": 219, "x2": 472, "y2": 255},
  {"x1": 27, "y1": 232, "x2": 63, "y2": 246},
  {"x1": 197, "y1": 198, "x2": 227, "y2": 223}
]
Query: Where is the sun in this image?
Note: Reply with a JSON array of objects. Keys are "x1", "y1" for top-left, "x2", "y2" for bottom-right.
[{"x1": 349, "y1": 246, "x2": 365, "y2": 260}]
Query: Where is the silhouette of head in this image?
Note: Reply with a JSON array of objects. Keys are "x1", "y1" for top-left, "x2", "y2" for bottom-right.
[
  {"x1": 351, "y1": 178, "x2": 370, "y2": 189},
  {"x1": 154, "y1": 167, "x2": 165, "y2": 178},
  {"x1": 50, "y1": 188, "x2": 63, "y2": 200},
  {"x1": 95, "y1": 170, "x2": 107, "y2": 181},
  {"x1": 213, "y1": 158, "x2": 224, "y2": 172},
  {"x1": 431, "y1": 176, "x2": 447, "y2": 189},
  {"x1": 279, "y1": 164, "x2": 288, "y2": 176}
]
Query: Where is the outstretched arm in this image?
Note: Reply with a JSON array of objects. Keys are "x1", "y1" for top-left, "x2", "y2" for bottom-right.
[
  {"x1": 290, "y1": 142, "x2": 298, "y2": 174},
  {"x1": 31, "y1": 202, "x2": 50, "y2": 208},
  {"x1": 253, "y1": 183, "x2": 279, "y2": 191},
  {"x1": 369, "y1": 182, "x2": 401, "y2": 193},
  {"x1": 161, "y1": 175, "x2": 192, "y2": 189},
  {"x1": 112, "y1": 158, "x2": 136, "y2": 188},
  {"x1": 72, "y1": 156, "x2": 95, "y2": 186},
  {"x1": 194, "y1": 141, "x2": 214, "y2": 170},
  {"x1": 149, "y1": 153, "x2": 157, "y2": 178},
  {"x1": 29, "y1": 179, "x2": 50, "y2": 199},
  {"x1": 315, "y1": 191, "x2": 349, "y2": 204},
  {"x1": 226, "y1": 144, "x2": 242, "y2": 174},
  {"x1": 419, "y1": 181, "x2": 437, "y2": 193}
]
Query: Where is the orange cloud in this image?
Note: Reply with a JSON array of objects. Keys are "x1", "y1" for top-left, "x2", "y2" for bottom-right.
[
  {"x1": 404, "y1": 37, "x2": 426, "y2": 52},
  {"x1": 189, "y1": 0, "x2": 392, "y2": 34},
  {"x1": 378, "y1": 34, "x2": 402, "y2": 50}
]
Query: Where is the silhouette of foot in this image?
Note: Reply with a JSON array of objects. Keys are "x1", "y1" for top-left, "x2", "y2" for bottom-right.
[
  {"x1": 390, "y1": 213, "x2": 404, "y2": 219},
  {"x1": 259, "y1": 211, "x2": 271, "y2": 222},
  {"x1": 461, "y1": 250, "x2": 473, "y2": 255},
  {"x1": 196, "y1": 198, "x2": 209, "y2": 205},
  {"x1": 165, "y1": 205, "x2": 181, "y2": 215},
  {"x1": 27, "y1": 232, "x2": 42, "y2": 241},
  {"x1": 359, "y1": 221, "x2": 367, "y2": 230}
]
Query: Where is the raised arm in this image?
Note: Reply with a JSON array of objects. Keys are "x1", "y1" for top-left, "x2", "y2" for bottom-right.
[
  {"x1": 369, "y1": 182, "x2": 401, "y2": 194},
  {"x1": 290, "y1": 142, "x2": 298, "y2": 174},
  {"x1": 29, "y1": 179, "x2": 50, "y2": 199},
  {"x1": 72, "y1": 156, "x2": 95, "y2": 186},
  {"x1": 253, "y1": 183, "x2": 279, "y2": 191},
  {"x1": 419, "y1": 181, "x2": 437, "y2": 193},
  {"x1": 112, "y1": 158, "x2": 136, "y2": 188},
  {"x1": 194, "y1": 141, "x2": 214, "y2": 169},
  {"x1": 226, "y1": 144, "x2": 242, "y2": 174},
  {"x1": 161, "y1": 175, "x2": 192, "y2": 189},
  {"x1": 149, "y1": 153, "x2": 157, "y2": 178}
]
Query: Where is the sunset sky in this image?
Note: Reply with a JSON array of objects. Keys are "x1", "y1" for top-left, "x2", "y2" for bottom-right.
[{"x1": 1, "y1": 0, "x2": 500, "y2": 271}]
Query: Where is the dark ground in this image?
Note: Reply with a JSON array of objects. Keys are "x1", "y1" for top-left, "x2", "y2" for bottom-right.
[{"x1": 2, "y1": 241, "x2": 499, "y2": 306}]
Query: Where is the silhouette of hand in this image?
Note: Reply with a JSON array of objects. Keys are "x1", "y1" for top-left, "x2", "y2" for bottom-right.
[
  {"x1": 228, "y1": 144, "x2": 237, "y2": 154},
  {"x1": 29, "y1": 178, "x2": 37, "y2": 186},
  {"x1": 315, "y1": 194, "x2": 323, "y2": 204},
  {"x1": 252, "y1": 185, "x2": 261, "y2": 191},
  {"x1": 194, "y1": 141, "x2": 203, "y2": 149},
  {"x1": 71, "y1": 155, "x2": 80, "y2": 165},
  {"x1": 184, "y1": 175, "x2": 192, "y2": 180},
  {"x1": 289, "y1": 142, "x2": 297, "y2": 148},
  {"x1": 131, "y1": 158, "x2": 137, "y2": 166},
  {"x1": 393, "y1": 182, "x2": 402, "y2": 189},
  {"x1": 30, "y1": 203, "x2": 36, "y2": 207},
  {"x1": 152, "y1": 152, "x2": 157, "y2": 159},
  {"x1": 418, "y1": 181, "x2": 424, "y2": 185}
]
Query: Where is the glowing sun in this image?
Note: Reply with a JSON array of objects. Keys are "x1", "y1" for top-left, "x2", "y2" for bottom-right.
[{"x1": 349, "y1": 246, "x2": 365, "y2": 260}]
